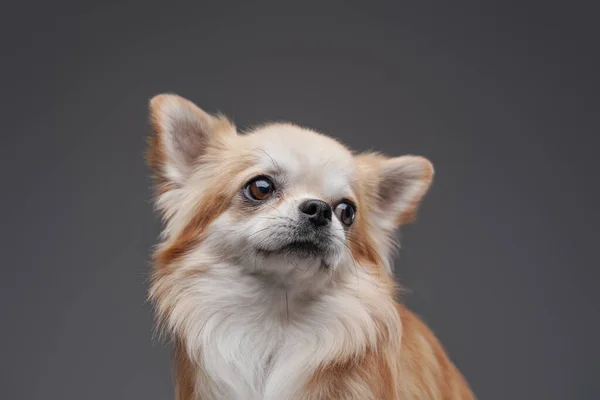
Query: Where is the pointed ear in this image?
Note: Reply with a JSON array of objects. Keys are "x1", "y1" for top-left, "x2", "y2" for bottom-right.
[
  {"x1": 377, "y1": 155, "x2": 434, "y2": 225},
  {"x1": 359, "y1": 154, "x2": 434, "y2": 230},
  {"x1": 147, "y1": 93, "x2": 236, "y2": 189}
]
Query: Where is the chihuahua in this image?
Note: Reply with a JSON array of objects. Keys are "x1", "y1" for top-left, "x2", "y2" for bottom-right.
[{"x1": 146, "y1": 94, "x2": 475, "y2": 399}]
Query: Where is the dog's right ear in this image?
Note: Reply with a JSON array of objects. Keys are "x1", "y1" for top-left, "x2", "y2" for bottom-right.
[{"x1": 147, "y1": 94, "x2": 236, "y2": 190}]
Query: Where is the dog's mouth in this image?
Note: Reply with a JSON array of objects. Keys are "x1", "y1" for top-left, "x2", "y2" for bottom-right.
[{"x1": 256, "y1": 240, "x2": 326, "y2": 258}]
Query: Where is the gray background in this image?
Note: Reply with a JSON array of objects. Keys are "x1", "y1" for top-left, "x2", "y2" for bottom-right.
[{"x1": 1, "y1": 1, "x2": 598, "y2": 399}]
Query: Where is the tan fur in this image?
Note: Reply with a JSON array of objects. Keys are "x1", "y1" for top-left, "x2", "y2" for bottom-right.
[
  {"x1": 300, "y1": 306, "x2": 475, "y2": 400},
  {"x1": 147, "y1": 94, "x2": 475, "y2": 399},
  {"x1": 174, "y1": 340, "x2": 196, "y2": 399},
  {"x1": 396, "y1": 306, "x2": 474, "y2": 400}
]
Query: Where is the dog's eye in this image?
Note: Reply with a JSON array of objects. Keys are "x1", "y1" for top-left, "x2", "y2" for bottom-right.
[
  {"x1": 334, "y1": 202, "x2": 355, "y2": 226},
  {"x1": 244, "y1": 177, "x2": 275, "y2": 201}
]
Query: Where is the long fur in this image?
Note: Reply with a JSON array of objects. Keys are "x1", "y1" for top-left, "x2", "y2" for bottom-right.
[{"x1": 146, "y1": 94, "x2": 475, "y2": 399}]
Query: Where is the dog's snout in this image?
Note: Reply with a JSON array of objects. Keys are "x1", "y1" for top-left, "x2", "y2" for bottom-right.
[{"x1": 299, "y1": 199, "x2": 332, "y2": 227}]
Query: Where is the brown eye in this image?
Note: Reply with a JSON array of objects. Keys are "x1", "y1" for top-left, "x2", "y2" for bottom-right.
[
  {"x1": 245, "y1": 177, "x2": 274, "y2": 201},
  {"x1": 334, "y1": 201, "x2": 355, "y2": 226}
]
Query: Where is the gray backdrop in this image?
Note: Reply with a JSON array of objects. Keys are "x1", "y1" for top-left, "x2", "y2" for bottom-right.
[{"x1": 1, "y1": 1, "x2": 598, "y2": 399}]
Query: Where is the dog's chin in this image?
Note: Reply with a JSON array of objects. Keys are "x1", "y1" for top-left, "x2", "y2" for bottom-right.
[{"x1": 255, "y1": 241, "x2": 333, "y2": 269}]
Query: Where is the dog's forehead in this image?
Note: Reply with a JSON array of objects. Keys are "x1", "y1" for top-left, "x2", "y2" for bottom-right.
[{"x1": 243, "y1": 124, "x2": 355, "y2": 197}]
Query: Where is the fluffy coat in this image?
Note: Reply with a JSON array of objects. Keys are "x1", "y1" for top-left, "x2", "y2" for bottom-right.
[{"x1": 146, "y1": 94, "x2": 475, "y2": 399}]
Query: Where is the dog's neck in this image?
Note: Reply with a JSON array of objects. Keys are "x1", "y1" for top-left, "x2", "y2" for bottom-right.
[
  {"x1": 169, "y1": 255, "x2": 400, "y2": 400},
  {"x1": 186, "y1": 258, "x2": 341, "y2": 328}
]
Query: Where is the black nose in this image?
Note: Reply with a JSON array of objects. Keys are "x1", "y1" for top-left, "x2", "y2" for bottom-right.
[{"x1": 299, "y1": 199, "x2": 332, "y2": 227}]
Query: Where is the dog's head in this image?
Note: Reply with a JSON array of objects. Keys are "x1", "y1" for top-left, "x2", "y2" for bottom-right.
[{"x1": 148, "y1": 94, "x2": 433, "y2": 288}]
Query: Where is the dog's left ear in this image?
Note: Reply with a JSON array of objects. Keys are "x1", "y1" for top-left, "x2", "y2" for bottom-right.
[
  {"x1": 378, "y1": 155, "x2": 434, "y2": 225},
  {"x1": 358, "y1": 154, "x2": 434, "y2": 230}
]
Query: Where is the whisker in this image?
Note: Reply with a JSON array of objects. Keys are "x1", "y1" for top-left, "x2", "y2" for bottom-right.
[
  {"x1": 248, "y1": 226, "x2": 275, "y2": 239},
  {"x1": 285, "y1": 291, "x2": 290, "y2": 324},
  {"x1": 256, "y1": 148, "x2": 281, "y2": 170}
]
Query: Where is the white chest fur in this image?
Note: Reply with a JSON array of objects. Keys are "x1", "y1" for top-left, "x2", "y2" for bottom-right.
[{"x1": 170, "y1": 266, "x2": 394, "y2": 400}]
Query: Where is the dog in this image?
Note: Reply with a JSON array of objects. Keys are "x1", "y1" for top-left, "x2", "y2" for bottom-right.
[{"x1": 146, "y1": 94, "x2": 475, "y2": 399}]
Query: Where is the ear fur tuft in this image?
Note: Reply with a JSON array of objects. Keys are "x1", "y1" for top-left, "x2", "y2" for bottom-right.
[
  {"x1": 356, "y1": 153, "x2": 434, "y2": 230},
  {"x1": 147, "y1": 93, "x2": 236, "y2": 190}
]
